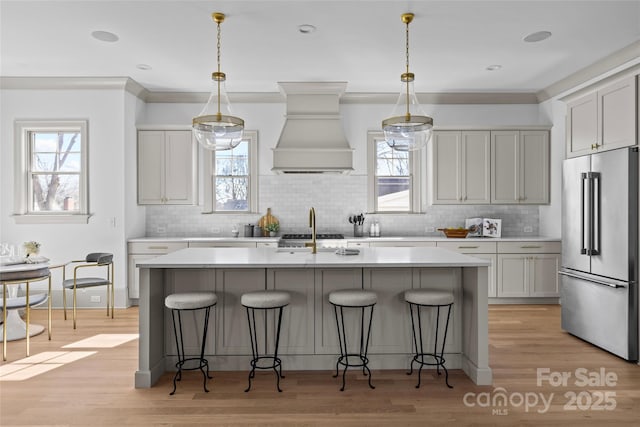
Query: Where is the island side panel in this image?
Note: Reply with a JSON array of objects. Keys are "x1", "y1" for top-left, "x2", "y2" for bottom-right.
[
  {"x1": 135, "y1": 267, "x2": 166, "y2": 388},
  {"x1": 462, "y1": 265, "x2": 493, "y2": 385}
]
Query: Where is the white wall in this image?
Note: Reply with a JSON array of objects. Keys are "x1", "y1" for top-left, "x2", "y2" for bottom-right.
[{"x1": 0, "y1": 88, "x2": 133, "y2": 308}]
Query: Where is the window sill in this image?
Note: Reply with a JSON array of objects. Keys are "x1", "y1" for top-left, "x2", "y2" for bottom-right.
[{"x1": 13, "y1": 214, "x2": 91, "y2": 224}]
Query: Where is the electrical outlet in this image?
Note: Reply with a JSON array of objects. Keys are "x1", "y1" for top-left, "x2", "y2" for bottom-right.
[
  {"x1": 425, "y1": 226, "x2": 435, "y2": 232},
  {"x1": 90, "y1": 295, "x2": 101, "y2": 303},
  {"x1": 157, "y1": 226, "x2": 166, "y2": 233},
  {"x1": 524, "y1": 226, "x2": 533, "y2": 233},
  {"x1": 211, "y1": 227, "x2": 221, "y2": 234}
]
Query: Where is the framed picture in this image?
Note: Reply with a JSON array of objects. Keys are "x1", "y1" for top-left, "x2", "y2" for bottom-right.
[
  {"x1": 483, "y1": 218, "x2": 502, "y2": 238},
  {"x1": 465, "y1": 218, "x2": 483, "y2": 237}
]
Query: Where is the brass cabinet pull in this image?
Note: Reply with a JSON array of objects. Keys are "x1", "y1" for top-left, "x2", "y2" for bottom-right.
[
  {"x1": 458, "y1": 245, "x2": 479, "y2": 249},
  {"x1": 520, "y1": 245, "x2": 542, "y2": 249},
  {"x1": 148, "y1": 245, "x2": 169, "y2": 250},
  {"x1": 591, "y1": 143, "x2": 600, "y2": 150}
]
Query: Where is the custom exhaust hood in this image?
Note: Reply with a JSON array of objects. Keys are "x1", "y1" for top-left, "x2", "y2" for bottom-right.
[{"x1": 272, "y1": 82, "x2": 354, "y2": 174}]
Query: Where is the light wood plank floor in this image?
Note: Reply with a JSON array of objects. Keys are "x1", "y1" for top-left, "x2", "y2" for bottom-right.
[{"x1": 1, "y1": 306, "x2": 638, "y2": 426}]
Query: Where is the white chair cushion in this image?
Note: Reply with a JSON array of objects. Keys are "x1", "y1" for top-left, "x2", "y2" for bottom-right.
[
  {"x1": 329, "y1": 289, "x2": 377, "y2": 307},
  {"x1": 165, "y1": 292, "x2": 217, "y2": 310},
  {"x1": 241, "y1": 291, "x2": 291, "y2": 309},
  {"x1": 404, "y1": 289, "x2": 454, "y2": 306},
  {"x1": 0, "y1": 293, "x2": 48, "y2": 310}
]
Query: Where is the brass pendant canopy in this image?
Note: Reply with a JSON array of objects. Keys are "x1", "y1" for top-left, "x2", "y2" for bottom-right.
[
  {"x1": 382, "y1": 12, "x2": 433, "y2": 152},
  {"x1": 192, "y1": 12, "x2": 244, "y2": 151}
]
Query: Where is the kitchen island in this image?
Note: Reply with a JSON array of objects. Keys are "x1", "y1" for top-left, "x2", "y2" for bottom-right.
[{"x1": 135, "y1": 246, "x2": 491, "y2": 388}]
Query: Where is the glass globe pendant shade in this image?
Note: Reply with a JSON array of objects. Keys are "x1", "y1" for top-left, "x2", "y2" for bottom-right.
[
  {"x1": 193, "y1": 75, "x2": 244, "y2": 151},
  {"x1": 192, "y1": 12, "x2": 245, "y2": 151},
  {"x1": 382, "y1": 78, "x2": 433, "y2": 151}
]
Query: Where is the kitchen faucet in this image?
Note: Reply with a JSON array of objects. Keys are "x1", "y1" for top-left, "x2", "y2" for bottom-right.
[{"x1": 305, "y1": 207, "x2": 317, "y2": 254}]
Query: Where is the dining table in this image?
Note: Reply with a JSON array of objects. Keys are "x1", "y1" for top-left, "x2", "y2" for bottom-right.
[{"x1": 0, "y1": 259, "x2": 64, "y2": 360}]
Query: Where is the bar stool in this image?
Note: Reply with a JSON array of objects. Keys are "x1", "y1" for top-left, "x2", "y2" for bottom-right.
[
  {"x1": 241, "y1": 290, "x2": 291, "y2": 392},
  {"x1": 404, "y1": 289, "x2": 454, "y2": 389},
  {"x1": 164, "y1": 291, "x2": 217, "y2": 395},
  {"x1": 328, "y1": 288, "x2": 377, "y2": 391}
]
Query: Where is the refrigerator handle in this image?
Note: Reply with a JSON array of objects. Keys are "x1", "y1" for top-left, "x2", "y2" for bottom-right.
[
  {"x1": 580, "y1": 172, "x2": 588, "y2": 255},
  {"x1": 589, "y1": 172, "x2": 601, "y2": 256}
]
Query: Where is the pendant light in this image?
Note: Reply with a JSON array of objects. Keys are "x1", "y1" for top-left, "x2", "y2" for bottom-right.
[
  {"x1": 382, "y1": 13, "x2": 433, "y2": 152},
  {"x1": 192, "y1": 12, "x2": 244, "y2": 151}
]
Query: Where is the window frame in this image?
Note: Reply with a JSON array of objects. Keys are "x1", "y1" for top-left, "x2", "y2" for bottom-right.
[
  {"x1": 203, "y1": 130, "x2": 258, "y2": 214},
  {"x1": 13, "y1": 120, "x2": 90, "y2": 224},
  {"x1": 367, "y1": 131, "x2": 425, "y2": 214}
]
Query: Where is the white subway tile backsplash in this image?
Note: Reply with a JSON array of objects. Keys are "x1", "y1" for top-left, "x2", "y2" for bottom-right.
[{"x1": 146, "y1": 175, "x2": 539, "y2": 237}]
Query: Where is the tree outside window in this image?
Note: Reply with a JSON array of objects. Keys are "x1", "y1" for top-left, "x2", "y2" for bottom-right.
[
  {"x1": 214, "y1": 141, "x2": 250, "y2": 211},
  {"x1": 14, "y1": 120, "x2": 89, "y2": 224},
  {"x1": 375, "y1": 140, "x2": 411, "y2": 212},
  {"x1": 30, "y1": 131, "x2": 81, "y2": 212}
]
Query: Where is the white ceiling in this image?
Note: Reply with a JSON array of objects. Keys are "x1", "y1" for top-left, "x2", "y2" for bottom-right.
[{"x1": 1, "y1": 0, "x2": 639, "y2": 95}]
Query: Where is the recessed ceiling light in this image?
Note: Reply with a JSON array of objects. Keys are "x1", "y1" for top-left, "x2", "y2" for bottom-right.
[
  {"x1": 486, "y1": 64, "x2": 502, "y2": 71},
  {"x1": 298, "y1": 24, "x2": 316, "y2": 34},
  {"x1": 136, "y1": 64, "x2": 152, "y2": 71},
  {"x1": 523, "y1": 30, "x2": 552, "y2": 43},
  {"x1": 91, "y1": 30, "x2": 119, "y2": 43}
]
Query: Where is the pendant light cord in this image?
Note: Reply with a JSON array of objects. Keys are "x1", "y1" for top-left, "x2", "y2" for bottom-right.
[
  {"x1": 405, "y1": 18, "x2": 411, "y2": 120},
  {"x1": 216, "y1": 19, "x2": 222, "y2": 116}
]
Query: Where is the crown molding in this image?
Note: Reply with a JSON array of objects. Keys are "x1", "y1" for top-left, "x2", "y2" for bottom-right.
[{"x1": 537, "y1": 40, "x2": 640, "y2": 102}]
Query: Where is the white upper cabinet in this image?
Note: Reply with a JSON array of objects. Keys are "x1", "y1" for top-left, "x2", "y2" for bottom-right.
[
  {"x1": 432, "y1": 131, "x2": 490, "y2": 204},
  {"x1": 137, "y1": 130, "x2": 197, "y2": 205},
  {"x1": 491, "y1": 130, "x2": 549, "y2": 204},
  {"x1": 566, "y1": 75, "x2": 637, "y2": 158}
]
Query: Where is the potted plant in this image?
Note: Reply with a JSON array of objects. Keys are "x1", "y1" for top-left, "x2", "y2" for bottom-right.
[{"x1": 265, "y1": 223, "x2": 279, "y2": 237}]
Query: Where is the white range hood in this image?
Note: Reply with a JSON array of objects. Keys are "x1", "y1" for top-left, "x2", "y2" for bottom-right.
[{"x1": 272, "y1": 82, "x2": 353, "y2": 174}]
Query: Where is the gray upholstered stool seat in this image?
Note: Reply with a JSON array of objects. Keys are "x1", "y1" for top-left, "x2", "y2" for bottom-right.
[
  {"x1": 328, "y1": 289, "x2": 377, "y2": 307},
  {"x1": 404, "y1": 288, "x2": 454, "y2": 389},
  {"x1": 241, "y1": 290, "x2": 290, "y2": 309},
  {"x1": 164, "y1": 291, "x2": 217, "y2": 395},
  {"x1": 165, "y1": 292, "x2": 218, "y2": 310},
  {"x1": 241, "y1": 290, "x2": 291, "y2": 392},
  {"x1": 404, "y1": 289, "x2": 454, "y2": 306}
]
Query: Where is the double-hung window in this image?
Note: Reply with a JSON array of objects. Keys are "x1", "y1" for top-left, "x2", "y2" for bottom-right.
[
  {"x1": 14, "y1": 120, "x2": 89, "y2": 223},
  {"x1": 204, "y1": 130, "x2": 258, "y2": 213},
  {"x1": 367, "y1": 131, "x2": 425, "y2": 213}
]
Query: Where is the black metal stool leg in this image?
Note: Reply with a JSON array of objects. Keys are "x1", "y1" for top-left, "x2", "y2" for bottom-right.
[
  {"x1": 406, "y1": 302, "x2": 454, "y2": 390},
  {"x1": 332, "y1": 303, "x2": 375, "y2": 391},
  {"x1": 170, "y1": 309, "x2": 181, "y2": 395},
  {"x1": 244, "y1": 305, "x2": 286, "y2": 392}
]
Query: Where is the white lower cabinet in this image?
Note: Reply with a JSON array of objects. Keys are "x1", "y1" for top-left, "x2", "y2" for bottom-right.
[
  {"x1": 215, "y1": 269, "x2": 265, "y2": 355},
  {"x1": 314, "y1": 268, "x2": 364, "y2": 354},
  {"x1": 437, "y1": 241, "x2": 497, "y2": 298},
  {"x1": 127, "y1": 241, "x2": 188, "y2": 299},
  {"x1": 497, "y1": 242, "x2": 561, "y2": 298},
  {"x1": 268, "y1": 268, "x2": 315, "y2": 355}
]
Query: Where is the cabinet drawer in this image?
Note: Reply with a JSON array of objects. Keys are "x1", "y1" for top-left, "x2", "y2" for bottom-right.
[
  {"x1": 369, "y1": 241, "x2": 436, "y2": 247},
  {"x1": 128, "y1": 241, "x2": 188, "y2": 254},
  {"x1": 189, "y1": 242, "x2": 257, "y2": 248},
  {"x1": 437, "y1": 241, "x2": 496, "y2": 253},
  {"x1": 497, "y1": 241, "x2": 561, "y2": 254}
]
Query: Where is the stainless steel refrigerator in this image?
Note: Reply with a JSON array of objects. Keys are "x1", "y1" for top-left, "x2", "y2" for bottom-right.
[{"x1": 560, "y1": 146, "x2": 638, "y2": 361}]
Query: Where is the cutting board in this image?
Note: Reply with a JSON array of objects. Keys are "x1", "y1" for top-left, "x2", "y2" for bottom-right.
[{"x1": 257, "y1": 208, "x2": 279, "y2": 236}]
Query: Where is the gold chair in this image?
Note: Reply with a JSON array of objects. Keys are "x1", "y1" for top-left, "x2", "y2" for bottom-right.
[
  {"x1": 1, "y1": 266, "x2": 52, "y2": 361},
  {"x1": 62, "y1": 253, "x2": 114, "y2": 329}
]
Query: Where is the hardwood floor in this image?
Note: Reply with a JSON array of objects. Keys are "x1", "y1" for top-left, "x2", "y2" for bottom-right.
[{"x1": 1, "y1": 305, "x2": 638, "y2": 425}]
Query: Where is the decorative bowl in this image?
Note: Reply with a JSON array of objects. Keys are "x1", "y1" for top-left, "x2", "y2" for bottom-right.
[{"x1": 438, "y1": 228, "x2": 470, "y2": 238}]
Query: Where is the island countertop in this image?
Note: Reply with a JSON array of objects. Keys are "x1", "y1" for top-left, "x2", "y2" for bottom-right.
[{"x1": 136, "y1": 246, "x2": 492, "y2": 269}]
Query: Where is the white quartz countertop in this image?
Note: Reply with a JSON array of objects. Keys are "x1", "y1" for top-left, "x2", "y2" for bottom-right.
[
  {"x1": 129, "y1": 236, "x2": 559, "y2": 243},
  {"x1": 136, "y1": 247, "x2": 492, "y2": 269}
]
